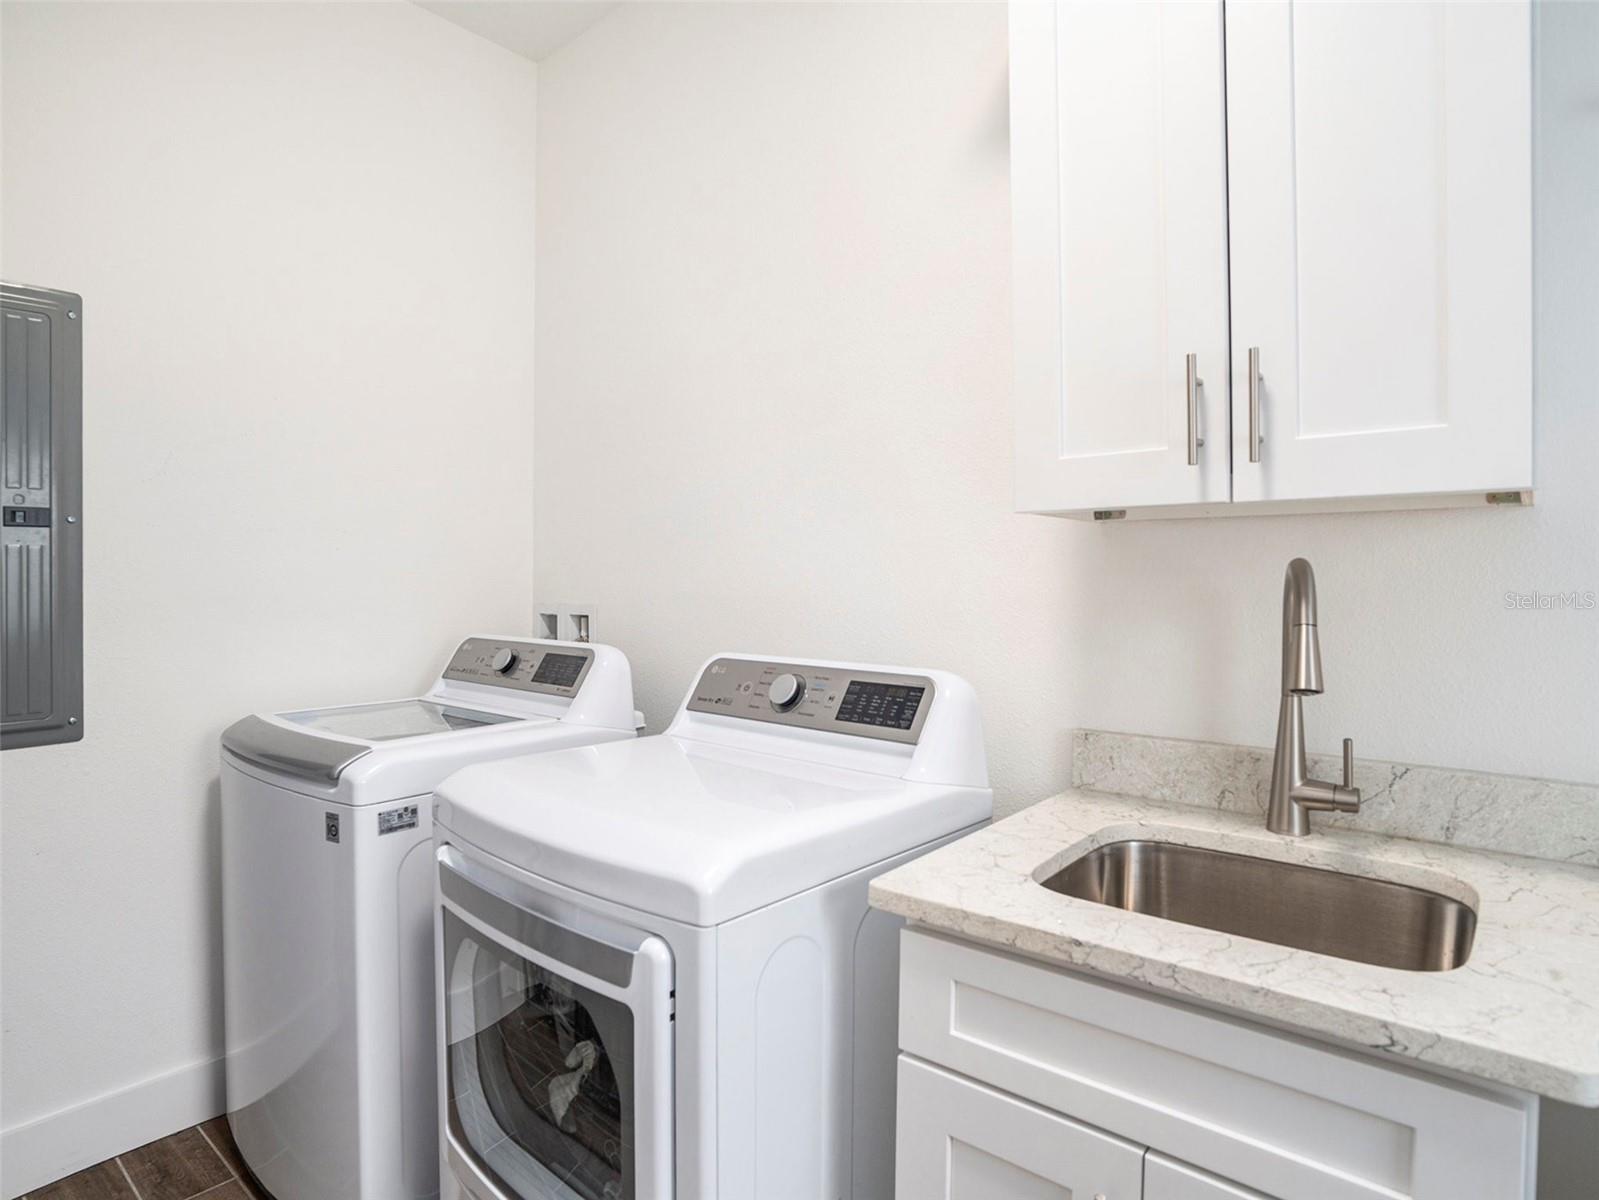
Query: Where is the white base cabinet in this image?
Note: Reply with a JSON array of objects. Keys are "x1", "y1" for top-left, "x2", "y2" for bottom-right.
[
  {"x1": 1145, "y1": 1153, "x2": 1270, "y2": 1200},
  {"x1": 894, "y1": 930, "x2": 1539, "y2": 1200},
  {"x1": 898, "y1": 1057, "x2": 1145, "y2": 1199},
  {"x1": 897, "y1": 1057, "x2": 1265, "y2": 1200}
]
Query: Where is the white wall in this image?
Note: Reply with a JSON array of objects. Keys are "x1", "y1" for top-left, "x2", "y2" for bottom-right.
[
  {"x1": 533, "y1": 1, "x2": 1598, "y2": 815},
  {"x1": 0, "y1": 3, "x2": 538, "y2": 1191}
]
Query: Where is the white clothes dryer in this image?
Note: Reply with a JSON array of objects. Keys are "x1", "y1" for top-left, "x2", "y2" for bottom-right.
[
  {"x1": 221, "y1": 637, "x2": 641, "y2": 1200},
  {"x1": 432, "y1": 654, "x2": 991, "y2": 1200}
]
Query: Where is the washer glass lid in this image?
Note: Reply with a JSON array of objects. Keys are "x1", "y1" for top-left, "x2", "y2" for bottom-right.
[{"x1": 281, "y1": 699, "x2": 522, "y2": 742}]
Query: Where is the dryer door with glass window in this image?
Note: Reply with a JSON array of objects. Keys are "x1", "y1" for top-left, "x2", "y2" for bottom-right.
[{"x1": 439, "y1": 849, "x2": 674, "y2": 1200}]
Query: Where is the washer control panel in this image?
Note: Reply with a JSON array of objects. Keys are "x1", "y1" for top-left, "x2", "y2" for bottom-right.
[
  {"x1": 686, "y1": 657, "x2": 934, "y2": 745},
  {"x1": 443, "y1": 638, "x2": 594, "y2": 697}
]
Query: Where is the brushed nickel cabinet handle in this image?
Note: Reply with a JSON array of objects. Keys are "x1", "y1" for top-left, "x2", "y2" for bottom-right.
[
  {"x1": 1186, "y1": 352, "x2": 1204, "y2": 466},
  {"x1": 1248, "y1": 345, "x2": 1263, "y2": 463}
]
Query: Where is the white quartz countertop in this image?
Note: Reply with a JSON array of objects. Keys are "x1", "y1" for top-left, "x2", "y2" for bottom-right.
[{"x1": 869, "y1": 789, "x2": 1599, "y2": 1104}]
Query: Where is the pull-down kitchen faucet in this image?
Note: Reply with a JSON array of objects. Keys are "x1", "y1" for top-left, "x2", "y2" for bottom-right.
[{"x1": 1267, "y1": 558, "x2": 1362, "y2": 836}]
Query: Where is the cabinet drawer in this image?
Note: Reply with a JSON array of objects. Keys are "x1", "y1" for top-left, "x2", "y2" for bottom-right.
[
  {"x1": 898, "y1": 930, "x2": 1535, "y2": 1200},
  {"x1": 896, "y1": 1056, "x2": 1144, "y2": 1200}
]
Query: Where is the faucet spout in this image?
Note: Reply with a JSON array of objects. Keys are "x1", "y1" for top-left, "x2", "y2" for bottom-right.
[
  {"x1": 1281, "y1": 557, "x2": 1324, "y2": 695},
  {"x1": 1267, "y1": 559, "x2": 1361, "y2": 836}
]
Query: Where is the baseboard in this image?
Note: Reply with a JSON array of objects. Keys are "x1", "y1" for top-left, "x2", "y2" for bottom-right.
[{"x1": 1, "y1": 1054, "x2": 225, "y2": 1198}]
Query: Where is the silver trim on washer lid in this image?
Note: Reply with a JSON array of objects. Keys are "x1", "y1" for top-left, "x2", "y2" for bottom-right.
[{"x1": 221, "y1": 714, "x2": 372, "y2": 784}]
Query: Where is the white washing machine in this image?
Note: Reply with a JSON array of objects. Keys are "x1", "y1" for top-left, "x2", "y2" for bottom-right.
[
  {"x1": 431, "y1": 654, "x2": 991, "y2": 1200},
  {"x1": 221, "y1": 637, "x2": 642, "y2": 1200}
]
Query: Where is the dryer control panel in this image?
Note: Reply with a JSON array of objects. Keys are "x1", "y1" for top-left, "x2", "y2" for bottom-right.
[
  {"x1": 686, "y1": 657, "x2": 934, "y2": 745},
  {"x1": 443, "y1": 638, "x2": 594, "y2": 698}
]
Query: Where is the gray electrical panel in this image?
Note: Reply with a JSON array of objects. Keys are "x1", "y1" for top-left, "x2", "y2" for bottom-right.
[{"x1": 2, "y1": 282, "x2": 83, "y2": 749}]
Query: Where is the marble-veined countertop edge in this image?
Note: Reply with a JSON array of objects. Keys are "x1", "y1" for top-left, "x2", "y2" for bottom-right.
[{"x1": 869, "y1": 788, "x2": 1599, "y2": 1106}]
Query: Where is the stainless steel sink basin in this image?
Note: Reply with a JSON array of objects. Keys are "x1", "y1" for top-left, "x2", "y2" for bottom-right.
[{"x1": 1041, "y1": 840, "x2": 1476, "y2": 971}]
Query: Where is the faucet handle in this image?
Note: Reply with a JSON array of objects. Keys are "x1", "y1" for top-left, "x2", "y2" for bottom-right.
[{"x1": 1337, "y1": 738, "x2": 1362, "y2": 813}]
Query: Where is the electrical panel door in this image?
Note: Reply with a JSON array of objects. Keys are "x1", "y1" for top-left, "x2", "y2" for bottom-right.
[{"x1": 2, "y1": 282, "x2": 83, "y2": 749}]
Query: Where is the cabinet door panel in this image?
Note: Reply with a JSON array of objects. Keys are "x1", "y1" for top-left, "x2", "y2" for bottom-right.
[
  {"x1": 1011, "y1": 1, "x2": 1231, "y2": 514},
  {"x1": 1226, "y1": 0, "x2": 1532, "y2": 502},
  {"x1": 895, "y1": 1056, "x2": 1144, "y2": 1200},
  {"x1": 899, "y1": 930, "x2": 1538, "y2": 1200},
  {"x1": 1146, "y1": 1152, "x2": 1275, "y2": 1200}
]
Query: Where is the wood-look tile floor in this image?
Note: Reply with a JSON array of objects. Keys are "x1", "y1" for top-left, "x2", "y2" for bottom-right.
[{"x1": 24, "y1": 1119, "x2": 269, "y2": 1200}]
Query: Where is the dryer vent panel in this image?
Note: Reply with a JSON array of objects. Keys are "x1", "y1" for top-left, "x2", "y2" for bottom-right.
[{"x1": 2, "y1": 283, "x2": 83, "y2": 749}]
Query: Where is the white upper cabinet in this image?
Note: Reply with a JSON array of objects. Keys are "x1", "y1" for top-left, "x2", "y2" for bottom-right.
[
  {"x1": 1010, "y1": 1, "x2": 1232, "y2": 514},
  {"x1": 1011, "y1": 0, "x2": 1533, "y2": 518},
  {"x1": 1226, "y1": 0, "x2": 1533, "y2": 505}
]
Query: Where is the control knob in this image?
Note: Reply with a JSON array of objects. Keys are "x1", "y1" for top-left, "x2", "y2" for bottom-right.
[
  {"x1": 490, "y1": 648, "x2": 520, "y2": 675},
  {"x1": 768, "y1": 672, "x2": 806, "y2": 712}
]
